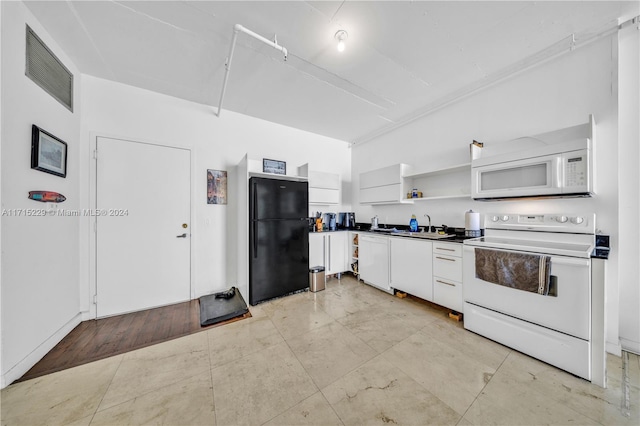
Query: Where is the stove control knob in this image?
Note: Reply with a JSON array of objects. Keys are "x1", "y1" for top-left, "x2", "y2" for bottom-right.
[
  {"x1": 501, "y1": 215, "x2": 510, "y2": 222},
  {"x1": 571, "y1": 216, "x2": 584, "y2": 224},
  {"x1": 558, "y1": 215, "x2": 568, "y2": 223},
  {"x1": 491, "y1": 215, "x2": 500, "y2": 222}
]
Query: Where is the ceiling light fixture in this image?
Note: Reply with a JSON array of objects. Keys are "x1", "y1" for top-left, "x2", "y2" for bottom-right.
[{"x1": 334, "y1": 30, "x2": 348, "y2": 52}]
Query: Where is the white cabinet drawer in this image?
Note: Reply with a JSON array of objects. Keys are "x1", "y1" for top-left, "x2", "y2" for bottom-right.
[
  {"x1": 433, "y1": 243, "x2": 462, "y2": 257},
  {"x1": 433, "y1": 254, "x2": 462, "y2": 282},
  {"x1": 433, "y1": 278, "x2": 463, "y2": 312}
]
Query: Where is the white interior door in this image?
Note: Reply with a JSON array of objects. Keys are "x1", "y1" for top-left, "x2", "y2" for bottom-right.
[{"x1": 96, "y1": 137, "x2": 191, "y2": 317}]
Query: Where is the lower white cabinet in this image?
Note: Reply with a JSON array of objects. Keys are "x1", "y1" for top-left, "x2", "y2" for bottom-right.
[
  {"x1": 359, "y1": 234, "x2": 392, "y2": 293},
  {"x1": 309, "y1": 231, "x2": 348, "y2": 276},
  {"x1": 390, "y1": 237, "x2": 433, "y2": 301},
  {"x1": 432, "y1": 242, "x2": 463, "y2": 312}
]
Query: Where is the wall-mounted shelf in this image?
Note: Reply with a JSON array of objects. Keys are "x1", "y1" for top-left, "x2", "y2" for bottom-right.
[
  {"x1": 402, "y1": 194, "x2": 470, "y2": 202},
  {"x1": 359, "y1": 162, "x2": 471, "y2": 205},
  {"x1": 247, "y1": 158, "x2": 308, "y2": 181},
  {"x1": 404, "y1": 162, "x2": 470, "y2": 179}
]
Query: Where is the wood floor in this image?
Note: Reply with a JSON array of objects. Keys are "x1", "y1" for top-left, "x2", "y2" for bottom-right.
[{"x1": 17, "y1": 300, "x2": 251, "y2": 383}]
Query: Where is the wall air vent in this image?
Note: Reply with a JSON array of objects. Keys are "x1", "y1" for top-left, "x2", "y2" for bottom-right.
[{"x1": 25, "y1": 25, "x2": 73, "y2": 112}]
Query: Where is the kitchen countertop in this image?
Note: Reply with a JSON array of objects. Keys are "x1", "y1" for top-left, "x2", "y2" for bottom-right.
[{"x1": 354, "y1": 228, "x2": 469, "y2": 243}]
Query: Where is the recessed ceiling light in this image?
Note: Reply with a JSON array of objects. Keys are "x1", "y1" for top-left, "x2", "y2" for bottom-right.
[{"x1": 334, "y1": 30, "x2": 348, "y2": 52}]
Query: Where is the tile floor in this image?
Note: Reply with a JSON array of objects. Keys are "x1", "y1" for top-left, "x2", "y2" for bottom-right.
[{"x1": 2, "y1": 275, "x2": 638, "y2": 425}]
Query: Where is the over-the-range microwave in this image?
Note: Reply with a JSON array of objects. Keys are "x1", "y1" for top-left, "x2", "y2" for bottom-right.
[{"x1": 471, "y1": 139, "x2": 593, "y2": 200}]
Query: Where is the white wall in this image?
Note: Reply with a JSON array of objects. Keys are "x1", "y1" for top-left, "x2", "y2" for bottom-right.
[
  {"x1": 351, "y1": 35, "x2": 624, "y2": 353},
  {"x1": 617, "y1": 20, "x2": 640, "y2": 354},
  {"x1": 80, "y1": 75, "x2": 352, "y2": 317},
  {"x1": 1, "y1": 1, "x2": 82, "y2": 387}
]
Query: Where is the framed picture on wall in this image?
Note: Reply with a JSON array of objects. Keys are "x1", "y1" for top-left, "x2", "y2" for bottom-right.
[
  {"x1": 207, "y1": 169, "x2": 227, "y2": 205},
  {"x1": 263, "y1": 158, "x2": 286, "y2": 175},
  {"x1": 31, "y1": 125, "x2": 67, "y2": 178}
]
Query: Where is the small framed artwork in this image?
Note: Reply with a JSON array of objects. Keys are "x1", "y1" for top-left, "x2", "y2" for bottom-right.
[
  {"x1": 263, "y1": 158, "x2": 286, "y2": 175},
  {"x1": 207, "y1": 169, "x2": 227, "y2": 205},
  {"x1": 31, "y1": 125, "x2": 67, "y2": 178}
]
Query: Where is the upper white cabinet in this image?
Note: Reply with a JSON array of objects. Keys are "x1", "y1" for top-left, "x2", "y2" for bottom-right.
[
  {"x1": 359, "y1": 164, "x2": 412, "y2": 204},
  {"x1": 359, "y1": 162, "x2": 471, "y2": 204},
  {"x1": 309, "y1": 171, "x2": 340, "y2": 205}
]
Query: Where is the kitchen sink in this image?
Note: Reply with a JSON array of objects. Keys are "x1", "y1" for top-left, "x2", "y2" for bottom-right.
[
  {"x1": 394, "y1": 232, "x2": 455, "y2": 240},
  {"x1": 369, "y1": 229, "x2": 455, "y2": 240}
]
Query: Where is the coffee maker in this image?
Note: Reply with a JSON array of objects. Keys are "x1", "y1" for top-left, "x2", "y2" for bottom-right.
[
  {"x1": 324, "y1": 213, "x2": 337, "y2": 231},
  {"x1": 338, "y1": 212, "x2": 356, "y2": 229}
]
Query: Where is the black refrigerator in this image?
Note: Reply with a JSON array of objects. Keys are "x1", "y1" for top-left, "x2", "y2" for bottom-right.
[{"x1": 249, "y1": 177, "x2": 309, "y2": 305}]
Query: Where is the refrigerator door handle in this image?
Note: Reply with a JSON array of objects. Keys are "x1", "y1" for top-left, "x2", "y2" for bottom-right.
[
  {"x1": 252, "y1": 221, "x2": 258, "y2": 258},
  {"x1": 252, "y1": 182, "x2": 258, "y2": 220}
]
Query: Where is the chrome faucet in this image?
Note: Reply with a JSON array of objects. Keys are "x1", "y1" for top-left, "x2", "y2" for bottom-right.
[{"x1": 424, "y1": 214, "x2": 431, "y2": 232}]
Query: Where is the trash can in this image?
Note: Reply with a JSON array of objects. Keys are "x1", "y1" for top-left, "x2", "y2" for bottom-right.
[{"x1": 309, "y1": 266, "x2": 325, "y2": 292}]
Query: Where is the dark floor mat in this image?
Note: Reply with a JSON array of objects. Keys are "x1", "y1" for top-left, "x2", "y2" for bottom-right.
[{"x1": 199, "y1": 287, "x2": 249, "y2": 327}]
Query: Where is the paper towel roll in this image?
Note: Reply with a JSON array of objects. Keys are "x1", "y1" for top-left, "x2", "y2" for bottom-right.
[{"x1": 465, "y1": 210, "x2": 480, "y2": 235}]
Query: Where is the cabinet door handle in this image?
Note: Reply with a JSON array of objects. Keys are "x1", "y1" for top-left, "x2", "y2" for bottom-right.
[
  {"x1": 436, "y1": 247, "x2": 456, "y2": 252},
  {"x1": 436, "y1": 279, "x2": 456, "y2": 287},
  {"x1": 435, "y1": 256, "x2": 456, "y2": 262},
  {"x1": 328, "y1": 235, "x2": 331, "y2": 271},
  {"x1": 323, "y1": 235, "x2": 326, "y2": 268}
]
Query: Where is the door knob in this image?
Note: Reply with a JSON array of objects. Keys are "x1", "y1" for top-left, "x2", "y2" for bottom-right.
[{"x1": 176, "y1": 233, "x2": 187, "y2": 238}]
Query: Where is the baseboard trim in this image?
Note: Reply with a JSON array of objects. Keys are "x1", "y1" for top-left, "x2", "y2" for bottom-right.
[
  {"x1": 620, "y1": 338, "x2": 640, "y2": 356},
  {"x1": 1, "y1": 313, "x2": 82, "y2": 389},
  {"x1": 606, "y1": 341, "x2": 623, "y2": 357}
]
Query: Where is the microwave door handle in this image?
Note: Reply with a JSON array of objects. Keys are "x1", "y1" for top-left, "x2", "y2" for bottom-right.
[{"x1": 556, "y1": 156, "x2": 563, "y2": 188}]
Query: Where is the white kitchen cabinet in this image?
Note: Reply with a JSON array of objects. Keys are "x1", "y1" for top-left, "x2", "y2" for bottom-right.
[
  {"x1": 390, "y1": 237, "x2": 433, "y2": 301},
  {"x1": 432, "y1": 242, "x2": 463, "y2": 312},
  {"x1": 359, "y1": 164, "x2": 413, "y2": 204},
  {"x1": 309, "y1": 233, "x2": 325, "y2": 269},
  {"x1": 308, "y1": 170, "x2": 340, "y2": 205},
  {"x1": 309, "y1": 231, "x2": 348, "y2": 276},
  {"x1": 359, "y1": 234, "x2": 392, "y2": 293}
]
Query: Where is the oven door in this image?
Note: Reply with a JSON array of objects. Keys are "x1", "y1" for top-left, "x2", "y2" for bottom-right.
[{"x1": 463, "y1": 245, "x2": 591, "y2": 340}]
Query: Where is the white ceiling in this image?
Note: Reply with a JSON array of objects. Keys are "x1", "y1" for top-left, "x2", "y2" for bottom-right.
[{"x1": 24, "y1": 1, "x2": 639, "y2": 143}]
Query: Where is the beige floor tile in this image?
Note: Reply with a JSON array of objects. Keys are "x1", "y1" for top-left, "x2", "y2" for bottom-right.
[
  {"x1": 421, "y1": 319, "x2": 511, "y2": 371},
  {"x1": 90, "y1": 373, "x2": 215, "y2": 426},
  {"x1": 264, "y1": 297, "x2": 335, "y2": 340},
  {"x1": 382, "y1": 329, "x2": 499, "y2": 415},
  {"x1": 336, "y1": 308, "x2": 424, "y2": 353},
  {"x1": 263, "y1": 392, "x2": 344, "y2": 426},
  {"x1": 494, "y1": 351, "x2": 639, "y2": 425},
  {"x1": 375, "y1": 295, "x2": 445, "y2": 323},
  {"x1": 322, "y1": 355, "x2": 461, "y2": 425},
  {"x1": 98, "y1": 332, "x2": 210, "y2": 410},
  {"x1": 207, "y1": 315, "x2": 284, "y2": 369},
  {"x1": 462, "y1": 352, "x2": 602, "y2": 425},
  {"x1": 210, "y1": 342, "x2": 317, "y2": 425},
  {"x1": 287, "y1": 321, "x2": 377, "y2": 389},
  {"x1": 311, "y1": 288, "x2": 379, "y2": 320},
  {"x1": 0, "y1": 355, "x2": 121, "y2": 426}
]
